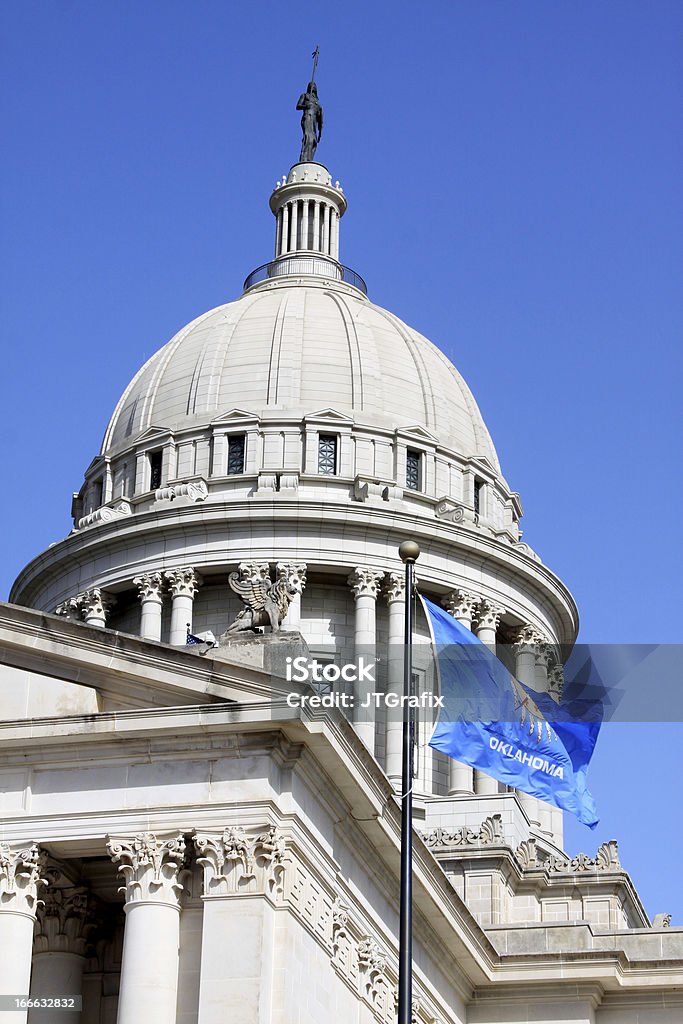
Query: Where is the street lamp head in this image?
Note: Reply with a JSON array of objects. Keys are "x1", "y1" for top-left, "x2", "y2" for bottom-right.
[{"x1": 398, "y1": 540, "x2": 420, "y2": 564}]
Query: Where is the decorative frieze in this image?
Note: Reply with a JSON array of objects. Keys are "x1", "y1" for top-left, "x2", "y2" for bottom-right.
[
  {"x1": 347, "y1": 566, "x2": 384, "y2": 600},
  {"x1": 515, "y1": 838, "x2": 621, "y2": 874},
  {"x1": 421, "y1": 814, "x2": 505, "y2": 851},
  {"x1": 193, "y1": 825, "x2": 288, "y2": 898},
  {"x1": 0, "y1": 843, "x2": 46, "y2": 915},
  {"x1": 106, "y1": 832, "x2": 186, "y2": 906}
]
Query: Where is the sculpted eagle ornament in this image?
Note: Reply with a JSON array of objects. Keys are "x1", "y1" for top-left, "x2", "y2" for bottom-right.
[{"x1": 225, "y1": 563, "x2": 304, "y2": 634}]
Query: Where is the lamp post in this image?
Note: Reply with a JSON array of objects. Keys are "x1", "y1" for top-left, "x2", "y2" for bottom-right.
[{"x1": 397, "y1": 540, "x2": 419, "y2": 1024}]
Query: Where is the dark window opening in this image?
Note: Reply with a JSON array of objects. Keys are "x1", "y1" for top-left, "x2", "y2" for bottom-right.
[
  {"x1": 92, "y1": 479, "x2": 103, "y2": 511},
  {"x1": 149, "y1": 450, "x2": 163, "y2": 490},
  {"x1": 318, "y1": 435, "x2": 338, "y2": 475},
  {"x1": 227, "y1": 435, "x2": 246, "y2": 475},
  {"x1": 406, "y1": 449, "x2": 421, "y2": 491},
  {"x1": 474, "y1": 479, "x2": 483, "y2": 516}
]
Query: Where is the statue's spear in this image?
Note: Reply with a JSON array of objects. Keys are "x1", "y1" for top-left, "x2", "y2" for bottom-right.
[{"x1": 311, "y1": 46, "x2": 320, "y2": 83}]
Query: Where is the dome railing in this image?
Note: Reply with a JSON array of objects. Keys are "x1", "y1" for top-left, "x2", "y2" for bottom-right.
[{"x1": 243, "y1": 255, "x2": 367, "y2": 295}]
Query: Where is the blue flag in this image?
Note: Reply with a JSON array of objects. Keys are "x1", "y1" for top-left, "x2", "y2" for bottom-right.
[{"x1": 422, "y1": 597, "x2": 602, "y2": 828}]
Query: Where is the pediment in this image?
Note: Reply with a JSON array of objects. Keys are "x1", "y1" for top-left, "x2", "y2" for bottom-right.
[
  {"x1": 211, "y1": 408, "x2": 260, "y2": 425},
  {"x1": 135, "y1": 425, "x2": 173, "y2": 444},
  {"x1": 396, "y1": 424, "x2": 438, "y2": 443},
  {"x1": 304, "y1": 407, "x2": 354, "y2": 424},
  {"x1": 470, "y1": 455, "x2": 497, "y2": 474}
]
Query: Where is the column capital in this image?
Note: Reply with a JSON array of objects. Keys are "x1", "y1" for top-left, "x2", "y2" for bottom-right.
[
  {"x1": 474, "y1": 598, "x2": 505, "y2": 631},
  {"x1": 106, "y1": 832, "x2": 186, "y2": 907},
  {"x1": 79, "y1": 588, "x2": 116, "y2": 622},
  {"x1": 193, "y1": 825, "x2": 288, "y2": 898},
  {"x1": 0, "y1": 843, "x2": 47, "y2": 916},
  {"x1": 34, "y1": 886, "x2": 98, "y2": 956},
  {"x1": 164, "y1": 567, "x2": 202, "y2": 599},
  {"x1": 275, "y1": 561, "x2": 307, "y2": 591},
  {"x1": 133, "y1": 571, "x2": 164, "y2": 602},
  {"x1": 442, "y1": 588, "x2": 479, "y2": 621},
  {"x1": 347, "y1": 566, "x2": 384, "y2": 600},
  {"x1": 383, "y1": 572, "x2": 405, "y2": 605},
  {"x1": 512, "y1": 623, "x2": 548, "y2": 652},
  {"x1": 54, "y1": 597, "x2": 81, "y2": 620},
  {"x1": 548, "y1": 663, "x2": 565, "y2": 701}
]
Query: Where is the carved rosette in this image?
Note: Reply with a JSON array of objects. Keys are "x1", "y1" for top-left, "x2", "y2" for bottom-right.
[
  {"x1": 347, "y1": 566, "x2": 384, "y2": 600},
  {"x1": 79, "y1": 588, "x2": 116, "y2": 624},
  {"x1": 34, "y1": 887, "x2": 98, "y2": 956},
  {"x1": 193, "y1": 825, "x2": 288, "y2": 899},
  {"x1": 383, "y1": 572, "x2": 405, "y2": 605},
  {"x1": 164, "y1": 567, "x2": 202, "y2": 599},
  {"x1": 133, "y1": 572, "x2": 164, "y2": 603},
  {"x1": 442, "y1": 588, "x2": 479, "y2": 622},
  {"x1": 0, "y1": 843, "x2": 47, "y2": 916},
  {"x1": 474, "y1": 599, "x2": 505, "y2": 632},
  {"x1": 275, "y1": 561, "x2": 307, "y2": 593},
  {"x1": 106, "y1": 833, "x2": 186, "y2": 907}
]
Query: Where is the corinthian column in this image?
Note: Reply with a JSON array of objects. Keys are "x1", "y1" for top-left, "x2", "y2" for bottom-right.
[
  {"x1": 107, "y1": 833, "x2": 185, "y2": 1024},
  {"x1": 0, "y1": 844, "x2": 46, "y2": 1024},
  {"x1": 29, "y1": 885, "x2": 96, "y2": 1024},
  {"x1": 384, "y1": 572, "x2": 405, "y2": 786},
  {"x1": 347, "y1": 566, "x2": 384, "y2": 754},
  {"x1": 133, "y1": 572, "x2": 164, "y2": 641},
  {"x1": 276, "y1": 562, "x2": 307, "y2": 630},
  {"x1": 79, "y1": 589, "x2": 115, "y2": 628},
  {"x1": 473, "y1": 599, "x2": 505, "y2": 795},
  {"x1": 442, "y1": 589, "x2": 480, "y2": 795},
  {"x1": 513, "y1": 625, "x2": 543, "y2": 827},
  {"x1": 164, "y1": 568, "x2": 202, "y2": 645}
]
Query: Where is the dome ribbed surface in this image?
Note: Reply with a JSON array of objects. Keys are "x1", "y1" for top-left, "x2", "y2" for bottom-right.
[{"x1": 102, "y1": 283, "x2": 501, "y2": 473}]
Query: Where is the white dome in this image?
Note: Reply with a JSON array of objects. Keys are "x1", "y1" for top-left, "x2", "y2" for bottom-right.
[{"x1": 102, "y1": 277, "x2": 502, "y2": 475}]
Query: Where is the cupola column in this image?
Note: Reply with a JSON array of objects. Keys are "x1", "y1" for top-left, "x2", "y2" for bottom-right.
[
  {"x1": 473, "y1": 600, "x2": 505, "y2": 796},
  {"x1": 347, "y1": 567, "x2": 384, "y2": 754},
  {"x1": 164, "y1": 568, "x2": 202, "y2": 645},
  {"x1": 384, "y1": 572, "x2": 405, "y2": 786},
  {"x1": 442, "y1": 590, "x2": 480, "y2": 795},
  {"x1": 107, "y1": 833, "x2": 185, "y2": 1024},
  {"x1": 0, "y1": 844, "x2": 46, "y2": 1024},
  {"x1": 134, "y1": 572, "x2": 164, "y2": 641},
  {"x1": 513, "y1": 626, "x2": 544, "y2": 828}
]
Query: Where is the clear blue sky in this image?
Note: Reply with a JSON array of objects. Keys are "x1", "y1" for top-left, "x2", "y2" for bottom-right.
[{"x1": 1, "y1": 2, "x2": 681, "y2": 921}]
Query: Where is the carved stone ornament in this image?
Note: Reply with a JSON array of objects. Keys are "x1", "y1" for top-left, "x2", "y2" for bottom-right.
[
  {"x1": 347, "y1": 566, "x2": 384, "y2": 600},
  {"x1": 512, "y1": 623, "x2": 545, "y2": 652},
  {"x1": 435, "y1": 498, "x2": 466, "y2": 524},
  {"x1": 193, "y1": 825, "x2": 288, "y2": 898},
  {"x1": 164, "y1": 567, "x2": 202, "y2": 599},
  {"x1": 442, "y1": 588, "x2": 479, "y2": 622},
  {"x1": 276, "y1": 561, "x2": 307, "y2": 594},
  {"x1": 422, "y1": 814, "x2": 504, "y2": 850},
  {"x1": 523, "y1": 839, "x2": 622, "y2": 875},
  {"x1": 475, "y1": 599, "x2": 505, "y2": 631},
  {"x1": 133, "y1": 572, "x2": 164, "y2": 602},
  {"x1": 226, "y1": 562, "x2": 303, "y2": 634},
  {"x1": 77, "y1": 500, "x2": 132, "y2": 531},
  {"x1": 652, "y1": 912, "x2": 672, "y2": 928},
  {"x1": 383, "y1": 571, "x2": 405, "y2": 605},
  {"x1": 354, "y1": 476, "x2": 400, "y2": 503},
  {"x1": 154, "y1": 479, "x2": 208, "y2": 503},
  {"x1": 34, "y1": 886, "x2": 98, "y2": 956},
  {"x1": 106, "y1": 833, "x2": 186, "y2": 907},
  {"x1": 79, "y1": 588, "x2": 116, "y2": 623},
  {"x1": 0, "y1": 843, "x2": 47, "y2": 915},
  {"x1": 515, "y1": 838, "x2": 539, "y2": 869},
  {"x1": 54, "y1": 597, "x2": 81, "y2": 620},
  {"x1": 548, "y1": 663, "x2": 565, "y2": 702}
]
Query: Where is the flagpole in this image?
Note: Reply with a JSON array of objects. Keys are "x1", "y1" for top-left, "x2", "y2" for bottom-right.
[{"x1": 397, "y1": 540, "x2": 419, "y2": 1024}]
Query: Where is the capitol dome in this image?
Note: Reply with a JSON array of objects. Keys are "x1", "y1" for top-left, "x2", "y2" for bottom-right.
[
  {"x1": 102, "y1": 280, "x2": 501, "y2": 475},
  {"x1": 11, "y1": 158, "x2": 577, "y2": 663}
]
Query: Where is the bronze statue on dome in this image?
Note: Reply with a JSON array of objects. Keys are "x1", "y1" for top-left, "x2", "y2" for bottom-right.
[{"x1": 297, "y1": 47, "x2": 323, "y2": 162}]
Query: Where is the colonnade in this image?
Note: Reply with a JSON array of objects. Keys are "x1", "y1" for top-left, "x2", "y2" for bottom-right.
[{"x1": 275, "y1": 199, "x2": 340, "y2": 261}]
